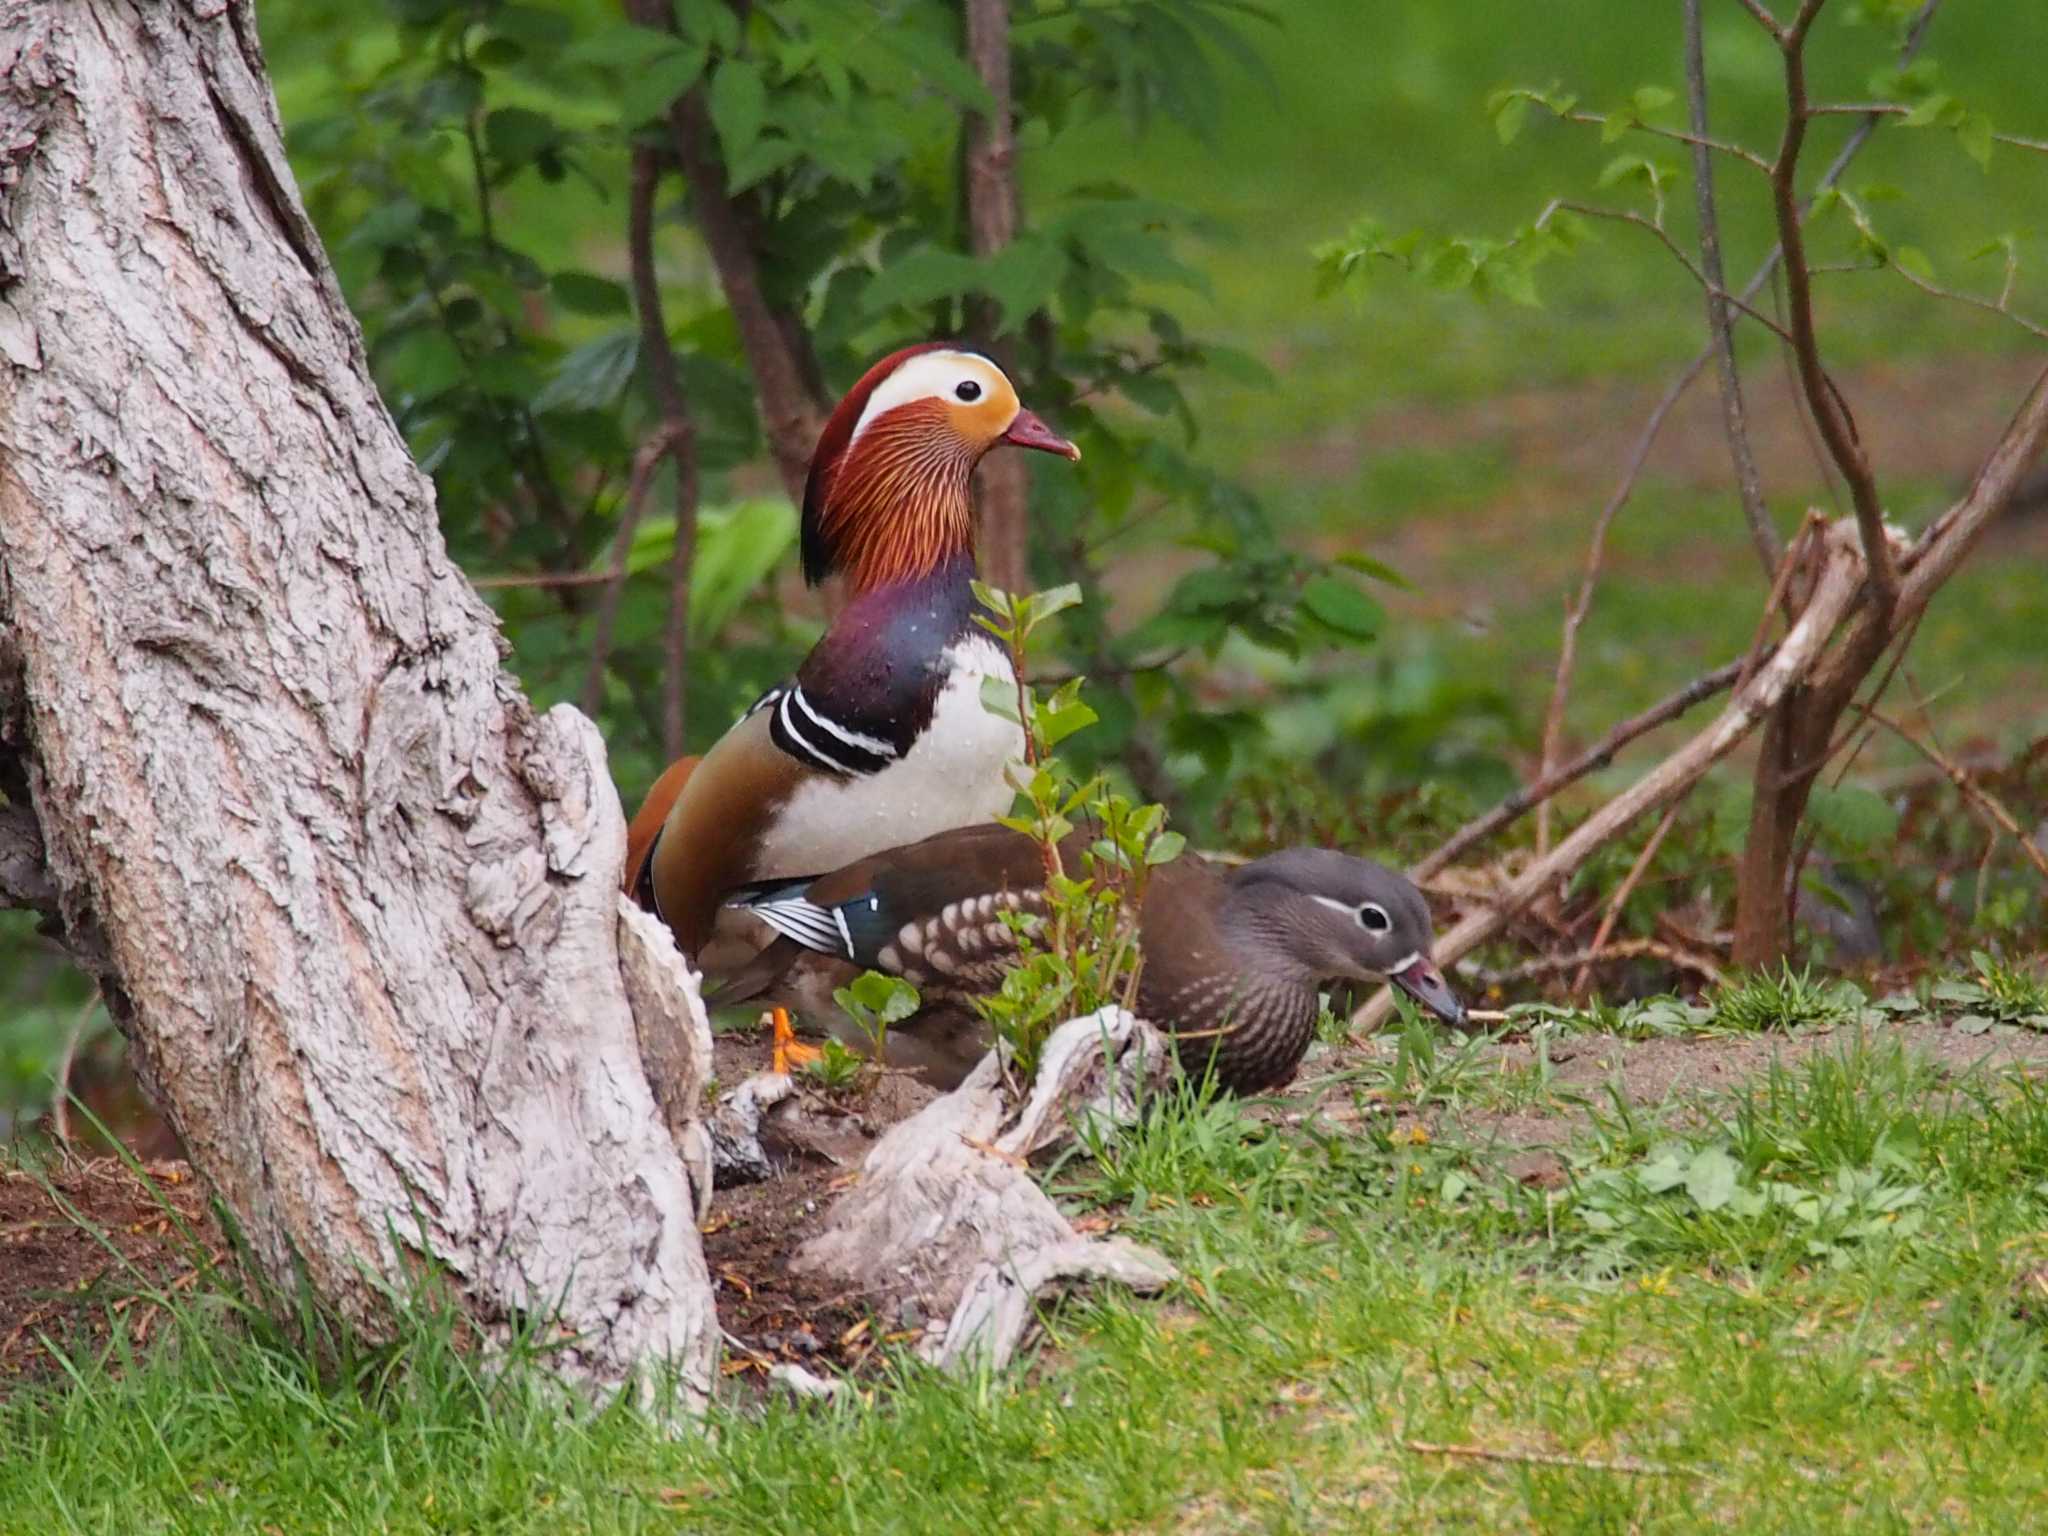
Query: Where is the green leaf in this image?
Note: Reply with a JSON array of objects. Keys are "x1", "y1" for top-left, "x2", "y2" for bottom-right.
[
  {"x1": 1334, "y1": 552, "x2": 1414, "y2": 590},
  {"x1": 1630, "y1": 85, "x2": 1676, "y2": 116},
  {"x1": 619, "y1": 40, "x2": 708, "y2": 126},
  {"x1": 483, "y1": 107, "x2": 556, "y2": 165},
  {"x1": 1686, "y1": 1147, "x2": 1739, "y2": 1212},
  {"x1": 1299, "y1": 575, "x2": 1383, "y2": 641},
  {"x1": 1030, "y1": 583, "x2": 1086, "y2": 624},
  {"x1": 1959, "y1": 111, "x2": 1994, "y2": 169},
  {"x1": 979, "y1": 673, "x2": 1023, "y2": 724},
  {"x1": 1041, "y1": 701, "x2": 1100, "y2": 749},
  {"x1": 1901, "y1": 92, "x2": 1954, "y2": 128},
  {"x1": 1491, "y1": 91, "x2": 1530, "y2": 146},
  {"x1": 549, "y1": 271, "x2": 629, "y2": 317},
  {"x1": 708, "y1": 58, "x2": 768, "y2": 159},
  {"x1": 1145, "y1": 830, "x2": 1187, "y2": 866},
  {"x1": 982, "y1": 236, "x2": 1066, "y2": 333},
  {"x1": 1894, "y1": 245, "x2": 1934, "y2": 281},
  {"x1": 861, "y1": 247, "x2": 981, "y2": 314}
]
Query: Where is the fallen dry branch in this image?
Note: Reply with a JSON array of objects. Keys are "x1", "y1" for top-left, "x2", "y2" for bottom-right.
[{"x1": 792, "y1": 1010, "x2": 1178, "y2": 1371}]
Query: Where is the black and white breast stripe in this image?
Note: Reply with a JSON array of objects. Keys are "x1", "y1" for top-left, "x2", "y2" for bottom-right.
[{"x1": 766, "y1": 684, "x2": 900, "y2": 777}]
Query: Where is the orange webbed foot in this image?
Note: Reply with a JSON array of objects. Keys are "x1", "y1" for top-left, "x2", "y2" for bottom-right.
[{"x1": 768, "y1": 1007, "x2": 822, "y2": 1074}]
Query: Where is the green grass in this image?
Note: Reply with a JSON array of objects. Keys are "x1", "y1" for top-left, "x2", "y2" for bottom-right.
[{"x1": 10, "y1": 1011, "x2": 2048, "y2": 1531}]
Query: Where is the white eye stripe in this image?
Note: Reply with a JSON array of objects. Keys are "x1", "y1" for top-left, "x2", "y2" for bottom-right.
[
  {"x1": 1312, "y1": 894, "x2": 1394, "y2": 932},
  {"x1": 848, "y1": 350, "x2": 1006, "y2": 447}
]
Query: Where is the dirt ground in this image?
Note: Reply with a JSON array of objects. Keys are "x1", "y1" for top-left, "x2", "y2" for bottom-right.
[
  {"x1": 7, "y1": 1014, "x2": 2044, "y2": 1393},
  {"x1": 0, "y1": 1156, "x2": 218, "y2": 1384}
]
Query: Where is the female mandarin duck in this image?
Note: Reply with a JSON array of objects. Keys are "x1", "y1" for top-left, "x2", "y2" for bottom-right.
[
  {"x1": 715, "y1": 822, "x2": 1465, "y2": 1094},
  {"x1": 623, "y1": 344, "x2": 1078, "y2": 1064}
]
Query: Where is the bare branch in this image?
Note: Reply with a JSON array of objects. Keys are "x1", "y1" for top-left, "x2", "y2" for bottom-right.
[
  {"x1": 1735, "y1": 0, "x2": 1785, "y2": 35},
  {"x1": 1685, "y1": 0, "x2": 1779, "y2": 577},
  {"x1": 1764, "y1": 0, "x2": 1899, "y2": 611},
  {"x1": 1416, "y1": 652, "x2": 1757, "y2": 880}
]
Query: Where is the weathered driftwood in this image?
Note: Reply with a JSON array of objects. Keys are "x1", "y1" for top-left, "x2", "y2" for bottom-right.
[
  {"x1": 794, "y1": 1009, "x2": 1179, "y2": 1370},
  {"x1": 0, "y1": 0, "x2": 715, "y2": 1401}
]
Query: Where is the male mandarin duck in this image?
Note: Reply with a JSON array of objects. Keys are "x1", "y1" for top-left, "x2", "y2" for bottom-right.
[
  {"x1": 622, "y1": 344, "x2": 1079, "y2": 1066},
  {"x1": 714, "y1": 822, "x2": 1465, "y2": 1094}
]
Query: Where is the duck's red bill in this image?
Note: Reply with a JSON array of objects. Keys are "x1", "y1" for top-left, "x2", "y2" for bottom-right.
[
  {"x1": 1391, "y1": 956, "x2": 1465, "y2": 1027},
  {"x1": 1001, "y1": 408, "x2": 1081, "y2": 460}
]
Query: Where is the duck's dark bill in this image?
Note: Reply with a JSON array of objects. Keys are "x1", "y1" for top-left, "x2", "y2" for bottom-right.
[{"x1": 1391, "y1": 956, "x2": 1465, "y2": 1026}]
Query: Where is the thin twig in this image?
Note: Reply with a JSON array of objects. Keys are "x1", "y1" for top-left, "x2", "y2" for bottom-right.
[
  {"x1": 1417, "y1": 654, "x2": 1759, "y2": 881},
  {"x1": 1573, "y1": 802, "x2": 1683, "y2": 995},
  {"x1": 1533, "y1": 360, "x2": 1706, "y2": 865},
  {"x1": 1765, "y1": 0, "x2": 1900, "y2": 612},
  {"x1": 579, "y1": 422, "x2": 681, "y2": 719},
  {"x1": 1557, "y1": 109, "x2": 1771, "y2": 172},
  {"x1": 1737, "y1": 511, "x2": 1824, "y2": 694},
  {"x1": 1470, "y1": 938, "x2": 1724, "y2": 989},
  {"x1": 1536, "y1": 201, "x2": 1796, "y2": 348},
  {"x1": 1807, "y1": 103, "x2": 2048, "y2": 155},
  {"x1": 1402, "y1": 1440, "x2": 1698, "y2": 1478},
  {"x1": 1684, "y1": 0, "x2": 1779, "y2": 578},
  {"x1": 623, "y1": 143, "x2": 703, "y2": 758},
  {"x1": 1867, "y1": 710, "x2": 2048, "y2": 882}
]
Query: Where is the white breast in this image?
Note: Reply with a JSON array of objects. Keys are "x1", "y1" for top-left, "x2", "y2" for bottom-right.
[{"x1": 752, "y1": 635, "x2": 1025, "y2": 878}]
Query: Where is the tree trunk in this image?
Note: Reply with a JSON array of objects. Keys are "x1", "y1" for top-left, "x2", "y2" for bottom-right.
[
  {"x1": 0, "y1": 0, "x2": 716, "y2": 1402},
  {"x1": 962, "y1": 0, "x2": 1032, "y2": 596}
]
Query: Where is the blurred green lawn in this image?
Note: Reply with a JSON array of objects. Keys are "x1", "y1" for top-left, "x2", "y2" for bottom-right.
[{"x1": 1033, "y1": 0, "x2": 2046, "y2": 750}]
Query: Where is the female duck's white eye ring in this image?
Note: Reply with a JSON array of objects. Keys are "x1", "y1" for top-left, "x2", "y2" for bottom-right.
[{"x1": 1358, "y1": 902, "x2": 1391, "y2": 933}]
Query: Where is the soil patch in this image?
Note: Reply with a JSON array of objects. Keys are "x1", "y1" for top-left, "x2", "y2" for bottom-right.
[
  {"x1": 0, "y1": 1156, "x2": 218, "y2": 1385},
  {"x1": 699, "y1": 1020, "x2": 941, "y2": 1379},
  {"x1": 1283, "y1": 1016, "x2": 2048, "y2": 1190}
]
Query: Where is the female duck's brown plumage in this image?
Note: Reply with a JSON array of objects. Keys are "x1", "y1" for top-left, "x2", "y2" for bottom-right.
[
  {"x1": 623, "y1": 345, "x2": 1078, "y2": 966},
  {"x1": 717, "y1": 822, "x2": 1463, "y2": 1093}
]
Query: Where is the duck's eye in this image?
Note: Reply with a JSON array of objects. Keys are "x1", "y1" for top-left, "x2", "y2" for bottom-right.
[
  {"x1": 1358, "y1": 902, "x2": 1391, "y2": 933},
  {"x1": 954, "y1": 379, "x2": 983, "y2": 402}
]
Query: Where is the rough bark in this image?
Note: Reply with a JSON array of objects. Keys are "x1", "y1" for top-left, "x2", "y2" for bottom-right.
[
  {"x1": 0, "y1": 0, "x2": 715, "y2": 1401},
  {"x1": 961, "y1": 0, "x2": 1031, "y2": 595},
  {"x1": 794, "y1": 1010, "x2": 1178, "y2": 1369}
]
